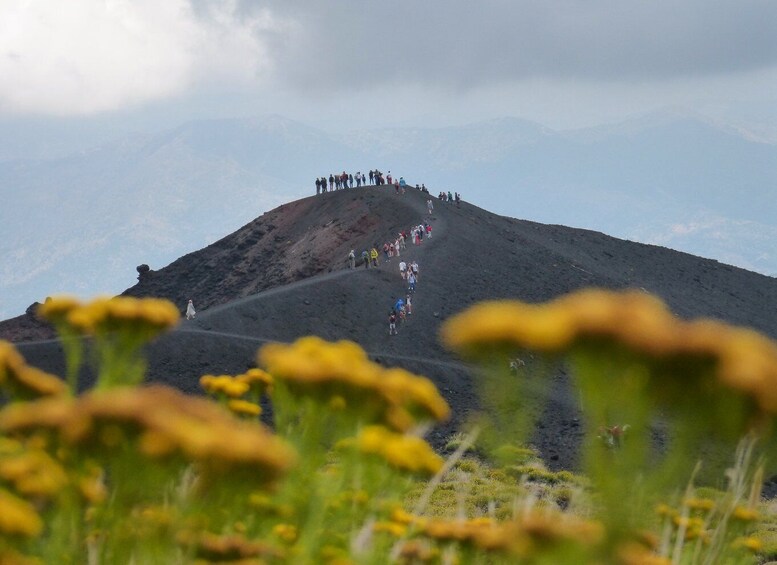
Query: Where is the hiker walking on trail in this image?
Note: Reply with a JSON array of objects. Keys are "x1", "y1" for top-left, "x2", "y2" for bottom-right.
[
  {"x1": 427, "y1": 199, "x2": 434, "y2": 214},
  {"x1": 411, "y1": 261, "x2": 419, "y2": 280},
  {"x1": 399, "y1": 260, "x2": 407, "y2": 279},
  {"x1": 186, "y1": 299, "x2": 196, "y2": 320},
  {"x1": 394, "y1": 239, "x2": 400, "y2": 257},
  {"x1": 370, "y1": 247, "x2": 379, "y2": 267},
  {"x1": 389, "y1": 311, "x2": 398, "y2": 335},
  {"x1": 399, "y1": 233, "x2": 406, "y2": 249},
  {"x1": 405, "y1": 294, "x2": 412, "y2": 316},
  {"x1": 426, "y1": 223, "x2": 432, "y2": 239},
  {"x1": 348, "y1": 249, "x2": 356, "y2": 269},
  {"x1": 407, "y1": 271, "x2": 417, "y2": 293},
  {"x1": 362, "y1": 250, "x2": 369, "y2": 268}
]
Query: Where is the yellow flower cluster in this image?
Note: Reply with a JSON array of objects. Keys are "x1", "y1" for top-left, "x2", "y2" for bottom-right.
[
  {"x1": 272, "y1": 523, "x2": 298, "y2": 543},
  {"x1": 396, "y1": 540, "x2": 439, "y2": 563},
  {"x1": 0, "y1": 340, "x2": 67, "y2": 399},
  {"x1": 671, "y1": 516, "x2": 707, "y2": 541},
  {"x1": 616, "y1": 542, "x2": 671, "y2": 565},
  {"x1": 227, "y1": 399, "x2": 262, "y2": 417},
  {"x1": 372, "y1": 521, "x2": 407, "y2": 537},
  {"x1": 38, "y1": 295, "x2": 179, "y2": 335},
  {"x1": 682, "y1": 497, "x2": 716, "y2": 512},
  {"x1": 176, "y1": 530, "x2": 284, "y2": 561},
  {"x1": 0, "y1": 385, "x2": 295, "y2": 484},
  {"x1": 0, "y1": 441, "x2": 68, "y2": 499},
  {"x1": 357, "y1": 425, "x2": 443, "y2": 476},
  {"x1": 200, "y1": 375, "x2": 250, "y2": 398},
  {"x1": 236, "y1": 368, "x2": 273, "y2": 395},
  {"x1": 441, "y1": 289, "x2": 777, "y2": 416},
  {"x1": 731, "y1": 505, "x2": 760, "y2": 522},
  {"x1": 417, "y1": 512, "x2": 603, "y2": 556},
  {"x1": 0, "y1": 487, "x2": 43, "y2": 537},
  {"x1": 259, "y1": 337, "x2": 450, "y2": 431},
  {"x1": 732, "y1": 536, "x2": 763, "y2": 552}
]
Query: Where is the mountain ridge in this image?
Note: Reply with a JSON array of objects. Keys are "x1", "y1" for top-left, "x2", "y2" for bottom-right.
[{"x1": 6, "y1": 186, "x2": 777, "y2": 471}]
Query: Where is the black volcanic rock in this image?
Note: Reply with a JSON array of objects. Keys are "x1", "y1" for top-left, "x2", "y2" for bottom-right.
[{"x1": 5, "y1": 187, "x2": 777, "y2": 473}]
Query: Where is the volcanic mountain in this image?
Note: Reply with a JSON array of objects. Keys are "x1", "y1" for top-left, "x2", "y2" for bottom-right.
[{"x1": 4, "y1": 186, "x2": 777, "y2": 470}]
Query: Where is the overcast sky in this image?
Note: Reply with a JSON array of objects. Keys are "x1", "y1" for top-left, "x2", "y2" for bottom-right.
[{"x1": 2, "y1": 0, "x2": 777, "y2": 132}]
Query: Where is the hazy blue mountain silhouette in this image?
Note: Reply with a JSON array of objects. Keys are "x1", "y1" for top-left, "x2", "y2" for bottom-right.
[{"x1": 1, "y1": 112, "x2": 775, "y2": 319}]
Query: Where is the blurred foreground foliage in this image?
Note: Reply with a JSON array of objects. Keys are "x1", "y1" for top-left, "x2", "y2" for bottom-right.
[{"x1": 0, "y1": 290, "x2": 774, "y2": 563}]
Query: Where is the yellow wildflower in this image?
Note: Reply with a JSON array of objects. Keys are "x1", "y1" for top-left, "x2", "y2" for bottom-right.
[
  {"x1": 683, "y1": 498, "x2": 716, "y2": 512},
  {"x1": 0, "y1": 449, "x2": 68, "y2": 498},
  {"x1": 420, "y1": 512, "x2": 603, "y2": 555},
  {"x1": 228, "y1": 399, "x2": 262, "y2": 417},
  {"x1": 732, "y1": 536, "x2": 763, "y2": 552},
  {"x1": 272, "y1": 523, "x2": 298, "y2": 543},
  {"x1": 442, "y1": 289, "x2": 777, "y2": 419},
  {"x1": 0, "y1": 385, "x2": 296, "y2": 485},
  {"x1": 200, "y1": 374, "x2": 251, "y2": 398},
  {"x1": 258, "y1": 337, "x2": 449, "y2": 431},
  {"x1": 357, "y1": 425, "x2": 443, "y2": 476},
  {"x1": 373, "y1": 521, "x2": 407, "y2": 537},
  {"x1": 0, "y1": 488, "x2": 43, "y2": 537},
  {"x1": 37, "y1": 295, "x2": 81, "y2": 322},
  {"x1": 397, "y1": 540, "x2": 439, "y2": 563},
  {"x1": 62, "y1": 296, "x2": 179, "y2": 335},
  {"x1": 616, "y1": 542, "x2": 672, "y2": 565},
  {"x1": 77, "y1": 464, "x2": 107, "y2": 504},
  {"x1": 177, "y1": 530, "x2": 284, "y2": 560},
  {"x1": 235, "y1": 368, "x2": 273, "y2": 395},
  {"x1": 0, "y1": 549, "x2": 43, "y2": 565},
  {"x1": 731, "y1": 505, "x2": 759, "y2": 522}
]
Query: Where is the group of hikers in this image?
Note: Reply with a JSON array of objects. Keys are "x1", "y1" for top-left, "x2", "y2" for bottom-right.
[
  {"x1": 389, "y1": 259, "x2": 419, "y2": 336},
  {"x1": 315, "y1": 171, "x2": 443, "y2": 197},
  {"x1": 344, "y1": 219, "x2": 431, "y2": 336},
  {"x1": 314, "y1": 170, "x2": 395, "y2": 193},
  {"x1": 437, "y1": 191, "x2": 462, "y2": 206},
  {"x1": 346, "y1": 221, "x2": 433, "y2": 272}
]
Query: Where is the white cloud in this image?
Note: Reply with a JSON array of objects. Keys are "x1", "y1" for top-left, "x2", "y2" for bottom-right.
[{"x1": 0, "y1": 0, "x2": 278, "y2": 116}]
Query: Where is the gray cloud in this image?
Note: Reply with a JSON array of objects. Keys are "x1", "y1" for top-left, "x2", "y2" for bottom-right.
[{"x1": 233, "y1": 0, "x2": 777, "y2": 90}]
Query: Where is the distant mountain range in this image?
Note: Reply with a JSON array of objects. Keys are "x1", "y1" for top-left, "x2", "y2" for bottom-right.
[{"x1": 1, "y1": 111, "x2": 775, "y2": 319}]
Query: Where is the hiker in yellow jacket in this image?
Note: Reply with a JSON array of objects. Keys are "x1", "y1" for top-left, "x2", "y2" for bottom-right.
[{"x1": 370, "y1": 247, "x2": 379, "y2": 267}]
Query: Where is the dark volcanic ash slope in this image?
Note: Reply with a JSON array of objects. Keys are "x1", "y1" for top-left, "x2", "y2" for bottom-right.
[{"x1": 7, "y1": 187, "x2": 777, "y2": 470}]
